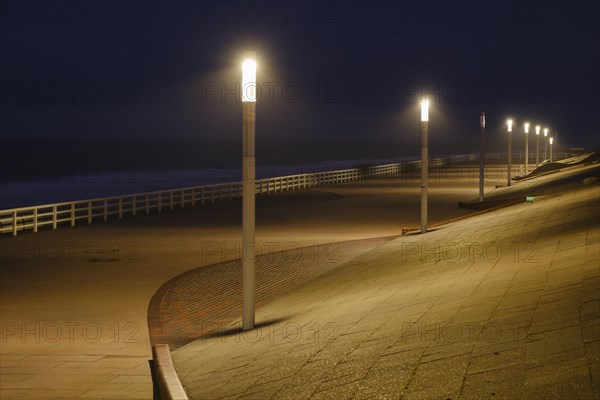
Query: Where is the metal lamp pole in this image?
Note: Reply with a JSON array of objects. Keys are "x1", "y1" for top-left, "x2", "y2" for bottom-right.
[
  {"x1": 420, "y1": 99, "x2": 429, "y2": 233},
  {"x1": 507, "y1": 119, "x2": 513, "y2": 186},
  {"x1": 544, "y1": 128, "x2": 548, "y2": 161},
  {"x1": 535, "y1": 125, "x2": 540, "y2": 167},
  {"x1": 524, "y1": 122, "x2": 529, "y2": 175},
  {"x1": 479, "y1": 112, "x2": 485, "y2": 202},
  {"x1": 241, "y1": 56, "x2": 257, "y2": 331}
]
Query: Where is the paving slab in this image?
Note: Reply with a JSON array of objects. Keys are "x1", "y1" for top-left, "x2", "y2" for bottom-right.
[
  {"x1": 2, "y1": 169, "x2": 491, "y2": 399},
  {"x1": 171, "y1": 180, "x2": 599, "y2": 399}
]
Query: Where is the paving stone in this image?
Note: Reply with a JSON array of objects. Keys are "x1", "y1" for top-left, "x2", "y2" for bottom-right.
[
  {"x1": 3, "y1": 165, "x2": 597, "y2": 399},
  {"x1": 460, "y1": 366, "x2": 525, "y2": 399}
]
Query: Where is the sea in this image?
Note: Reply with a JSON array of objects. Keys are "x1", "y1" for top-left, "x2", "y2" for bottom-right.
[{"x1": 1, "y1": 140, "x2": 433, "y2": 209}]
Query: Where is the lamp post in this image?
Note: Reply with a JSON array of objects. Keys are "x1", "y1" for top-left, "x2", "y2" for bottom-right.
[
  {"x1": 549, "y1": 137, "x2": 554, "y2": 162},
  {"x1": 544, "y1": 128, "x2": 548, "y2": 160},
  {"x1": 535, "y1": 125, "x2": 540, "y2": 167},
  {"x1": 479, "y1": 112, "x2": 485, "y2": 202},
  {"x1": 524, "y1": 122, "x2": 529, "y2": 175},
  {"x1": 241, "y1": 56, "x2": 256, "y2": 331},
  {"x1": 507, "y1": 119, "x2": 513, "y2": 186},
  {"x1": 420, "y1": 99, "x2": 429, "y2": 233}
]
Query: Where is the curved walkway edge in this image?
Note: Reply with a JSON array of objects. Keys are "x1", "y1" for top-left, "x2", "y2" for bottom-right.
[{"x1": 147, "y1": 236, "x2": 397, "y2": 350}]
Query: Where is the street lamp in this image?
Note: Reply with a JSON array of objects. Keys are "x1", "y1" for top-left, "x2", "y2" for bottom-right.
[
  {"x1": 549, "y1": 137, "x2": 554, "y2": 162},
  {"x1": 535, "y1": 125, "x2": 540, "y2": 167},
  {"x1": 420, "y1": 98, "x2": 429, "y2": 233},
  {"x1": 507, "y1": 119, "x2": 513, "y2": 187},
  {"x1": 543, "y1": 128, "x2": 548, "y2": 160},
  {"x1": 479, "y1": 112, "x2": 485, "y2": 202},
  {"x1": 241, "y1": 55, "x2": 257, "y2": 330},
  {"x1": 524, "y1": 122, "x2": 530, "y2": 175}
]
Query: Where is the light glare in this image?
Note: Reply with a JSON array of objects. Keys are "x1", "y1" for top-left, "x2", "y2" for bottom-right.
[
  {"x1": 421, "y1": 99, "x2": 429, "y2": 122},
  {"x1": 524, "y1": 123, "x2": 530, "y2": 133},
  {"x1": 242, "y1": 59, "x2": 257, "y2": 102},
  {"x1": 544, "y1": 128, "x2": 548, "y2": 137},
  {"x1": 507, "y1": 119, "x2": 513, "y2": 132},
  {"x1": 536, "y1": 125, "x2": 540, "y2": 135}
]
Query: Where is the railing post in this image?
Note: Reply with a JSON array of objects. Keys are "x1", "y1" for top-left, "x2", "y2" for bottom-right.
[
  {"x1": 104, "y1": 200, "x2": 108, "y2": 221},
  {"x1": 33, "y1": 208, "x2": 38, "y2": 233},
  {"x1": 52, "y1": 205, "x2": 57, "y2": 230},
  {"x1": 12, "y1": 210, "x2": 17, "y2": 236},
  {"x1": 192, "y1": 189, "x2": 196, "y2": 207},
  {"x1": 181, "y1": 190, "x2": 185, "y2": 208},
  {"x1": 88, "y1": 201, "x2": 92, "y2": 224},
  {"x1": 118, "y1": 198, "x2": 123, "y2": 219},
  {"x1": 169, "y1": 192, "x2": 173, "y2": 210},
  {"x1": 71, "y1": 203, "x2": 75, "y2": 227},
  {"x1": 132, "y1": 196, "x2": 136, "y2": 216},
  {"x1": 158, "y1": 193, "x2": 162, "y2": 212},
  {"x1": 146, "y1": 195, "x2": 150, "y2": 214}
]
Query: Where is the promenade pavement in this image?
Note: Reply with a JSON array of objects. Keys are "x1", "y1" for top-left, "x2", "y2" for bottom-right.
[
  {"x1": 1, "y1": 166, "x2": 490, "y2": 399},
  {"x1": 171, "y1": 166, "x2": 599, "y2": 399}
]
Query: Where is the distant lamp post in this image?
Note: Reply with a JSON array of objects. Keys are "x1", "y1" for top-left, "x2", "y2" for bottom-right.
[
  {"x1": 535, "y1": 125, "x2": 540, "y2": 167},
  {"x1": 420, "y1": 98, "x2": 429, "y2": 233},
  {"x1": 549, "y1": 137, "x2": 554, "y2": 162},
  {"x1": 543, "y1": 128, "x2": 549, "y2": 160},
  {"x1": 241, "y1": 55, "x2": 257, "y2": 331},
  {"x1": 479, "y1": 112, "x2": 485, "y2": 202},
  {"x1": 507, "y1": 119, "x2": 513, "y2": 186},
  {"x1": 524, "y1": 122, "x2": 530, "y2": 175}
]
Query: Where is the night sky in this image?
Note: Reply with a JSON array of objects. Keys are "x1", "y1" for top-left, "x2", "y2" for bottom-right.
[{"x1": 1, "y1": 0, "x2": 599, "y2": 153}]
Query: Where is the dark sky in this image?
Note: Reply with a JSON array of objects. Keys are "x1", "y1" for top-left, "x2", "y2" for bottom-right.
[{"x1": 1, "y1": 0, "x2": 599, "y2": 150}]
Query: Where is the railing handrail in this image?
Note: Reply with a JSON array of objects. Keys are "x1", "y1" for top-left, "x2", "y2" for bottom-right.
[
  {"x1": 1, "y1": 155, "x2": 479, "y2": 235},
  {"x1": 0, "y1": 163, "x2": 403, "y2": 214}
]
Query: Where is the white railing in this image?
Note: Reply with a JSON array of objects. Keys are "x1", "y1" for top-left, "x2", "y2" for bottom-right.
[
  {"x1": 485, "y1": 152, "x2": 570, "y2": 161},
  {"x1": 1, "y1": 155, "x2": 473, "y2": 236}
]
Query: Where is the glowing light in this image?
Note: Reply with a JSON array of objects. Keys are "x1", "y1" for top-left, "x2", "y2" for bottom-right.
[
  {"x1": 524, "y1": 123, "x2": 530, "y2": 133},
  {"x1": 420, "y1": 99, "x2": 429, "y2": 122},
  {"x1": 536, "y1": 125, "x2": 540, "y2": 135},
  {"x1": 544, "y1": 128, "x2": 548, "y2": 137},
  {"x1": 507, "y1": 119, "x2": 513, "y2": 132},
  {"x1": 549, "y1": 137, "x2": 554, "y2": 144},
  {"x1": 241, "y1": 59, "x2": 257, "y2": 103}
]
